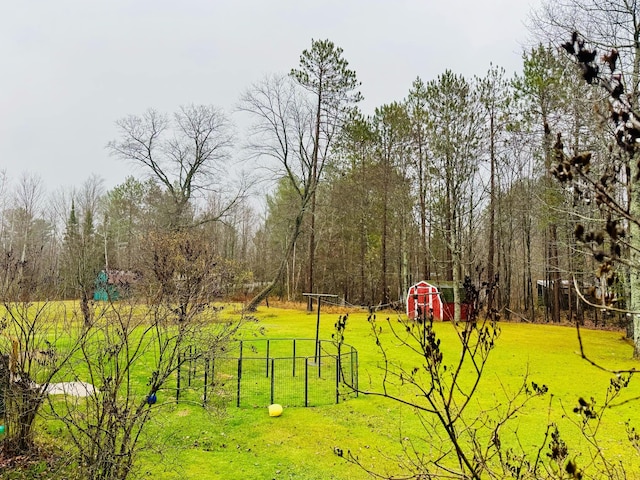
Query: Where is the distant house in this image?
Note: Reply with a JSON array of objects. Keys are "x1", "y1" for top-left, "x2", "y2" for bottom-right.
[
  {"x1": 94, "y1": 269, "x2": 139, "y2": 301},
  {"x1": 536, "y1": 279, "x2": 621, "y2": 313}
]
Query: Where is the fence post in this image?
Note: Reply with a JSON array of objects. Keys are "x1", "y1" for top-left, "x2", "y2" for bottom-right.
[
  {"x1": 203, "y1": 357, "x2": 209, "y2": 406},
  {"x1": 187, "y1": 345, "x2": 193, "y2": 387},
  {"x1": 236, "y1": 356, "x2": 242, "y2": 408},
  {"x1": 270, "y1": 359, "x2": 275, "y2": 405},
  {"x1": 176, "y1": 352, "x2": 182, "y2": 403},
  {"x1": 292, "y1": 339, "x2": 296, "y2": 377},
  {"x1": 350, "y1": 348, "x2": 355, "y2": 392},
  {"x1": 211, "y1": 355, "x2": 215, "y2": 389},
  {"x1": 266, "y1": 339, "x2": 270, "y2": 377},
  {"x1": 305, "y1": 357, "x2": 309, "y2": 407},
  {"x1": 335, "y1": 353, "x2": 340, "y2": 404},
  {"x1": 354, "y1": 349, "x2": 359, "y2": 397}
]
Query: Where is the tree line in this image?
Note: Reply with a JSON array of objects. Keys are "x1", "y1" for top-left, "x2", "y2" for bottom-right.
[{"x1": 2, "y1": 0, "x2": 638, "y2": 331}]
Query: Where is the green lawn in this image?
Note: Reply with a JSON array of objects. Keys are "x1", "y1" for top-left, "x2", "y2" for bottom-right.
[
  {"x1": 5, "y1": 302, "x2": 639, "y2": 478},
  {"x1": 129, "y1": 306, "x2": 640, "y2": 479}
]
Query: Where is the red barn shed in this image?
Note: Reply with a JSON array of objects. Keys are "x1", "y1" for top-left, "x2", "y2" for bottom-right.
[
  {"x1": 406, "y1": 281, "x2": 469, "y2": 321},
  {"x1": 406, "y1": 281, "x2": 443, "y2": 320}
]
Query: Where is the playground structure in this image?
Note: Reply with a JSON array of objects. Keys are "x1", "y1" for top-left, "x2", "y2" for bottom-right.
[{"x1": 173, "y1": 338, "x2": 359, "y2": 408}]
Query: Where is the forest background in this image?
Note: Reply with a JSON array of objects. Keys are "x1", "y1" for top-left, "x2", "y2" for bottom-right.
[{"x1": 1, "y1": 0, "x2": 635, "y2": 343}]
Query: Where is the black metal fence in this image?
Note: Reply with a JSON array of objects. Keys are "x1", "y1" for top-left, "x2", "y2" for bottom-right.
[{"x1": 173, "y1": 338, "x2": 358, "y2": 407}]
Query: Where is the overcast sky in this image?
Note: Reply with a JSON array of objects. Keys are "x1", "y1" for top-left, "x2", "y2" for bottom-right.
[{"x1": 1, "y1": 0, "x2": 541, "y2": 194}]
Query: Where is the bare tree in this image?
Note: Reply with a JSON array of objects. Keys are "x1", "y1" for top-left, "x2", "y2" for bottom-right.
[
  {"x1": 477, "y1": 65, "x2": 513, "y2": 318},
  {"x1": 0, "y1": 244, "x2": 84, "y2": 454},
  {"x1": 49, "y1": 228, "x2": 240, "y2": 480},
  {"x1": 549, "y1": 31, "x2": 640, "y2": 359},
  {"x1": 531, "y1": 0, "x2": 640, "y2": 108},
  {"x1": 108, "y1": 105, "x2": 242, "y2": 230},
  {"x1": 532, "y1": 0, "x2": 640, "y2": 344},
  {"x1": 239, "y1": 74, "x2": 316, "y2": 311},
  {"x1": 512, "y1": 45, "x2": 577, "y2": 323},
  {"x1": 13, "y1": 173, "x2": 45, "y2": 266},
  {"x1": 335, "y1": 275, "x2": 634, "y2": 478}
]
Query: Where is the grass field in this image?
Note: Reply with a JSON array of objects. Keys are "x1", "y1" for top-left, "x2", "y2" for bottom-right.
[
  {"x1": 126, "y1": 304, "x2": 640, "y2": 479},
  {"x1": 4, "y1": 302, "x2": 640, "y2": 479}
]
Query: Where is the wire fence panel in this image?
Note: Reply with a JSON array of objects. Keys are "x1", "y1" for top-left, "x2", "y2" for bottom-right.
[{"x1": 173, "y1": 339, "x2": 358, "y2": 408}]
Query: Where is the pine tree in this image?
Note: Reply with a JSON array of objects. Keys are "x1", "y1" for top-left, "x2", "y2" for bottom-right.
[{"x1": 291, "y1": 39, "x2": 362, "y2": 309}]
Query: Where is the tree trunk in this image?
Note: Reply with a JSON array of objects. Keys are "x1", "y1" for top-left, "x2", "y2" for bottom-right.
[
  {"x1": 549, "y1": 224, "x2": 561, "y2": 322},
  {"x1": 307, "y1": 85, "x2": 323, "y2": 311},
  {"x1": 418, "y1": 145, "x2": 430, "y2": 280},
  {"x1": 445, "y1": 172, "x2": 454, "y2": 282},
  {"x1": 248, "y1": 212, "x2": 305, "y2": 312},
  {"x1": 487, "y1": 114, "x2": 496, "y2": 317},
  {"x1": 381, "y1": 191, "x2": 389, "y2": 305},
  {"x1": 307, "y1": 191, "x2": 316, "y2": 311},
  {"x1": 524, "y1": 207, "x2": 535, "y2": 321},
  {"x1": 629, "y1": 32, "x2": 640, "y2": 355},
  {"x1": 452, "y1": 225, "x2": 461, "y2": 323},
  {"x1": 631, "y1": 157, "x2": 640, "y2": 356},
  {"x1": 543, "y1": 111, "x2": 561, "y2": 323}
]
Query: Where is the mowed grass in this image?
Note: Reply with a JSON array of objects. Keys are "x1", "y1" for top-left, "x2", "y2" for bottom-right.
[
  {"x1": 129, "y1": 305, "x2": 640, "y2": 479},
  {"x1": 5, "y1": 301, "x2": 637, "y2": 478}
]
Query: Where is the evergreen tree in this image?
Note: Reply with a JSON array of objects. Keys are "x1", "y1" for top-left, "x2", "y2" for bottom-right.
[
  {"x1": 291, "y1": 39, "x2": 362, "y2": 308},
  {"x1": 424, "y1": 70, "x2": 485, "y2": 320}
]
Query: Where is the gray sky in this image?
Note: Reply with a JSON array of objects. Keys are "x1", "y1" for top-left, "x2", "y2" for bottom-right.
[{"x1": 1, "y1": 0, "x2": 541, "y2": 193}]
